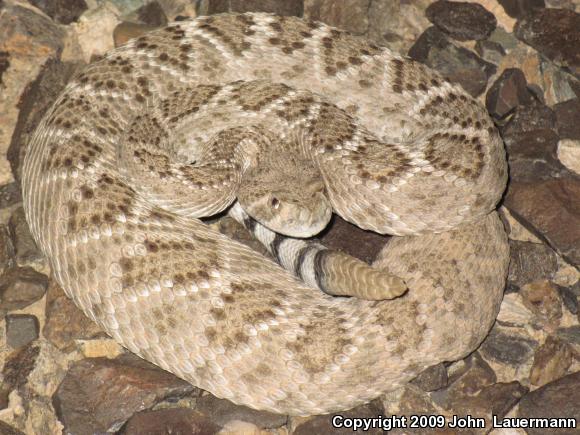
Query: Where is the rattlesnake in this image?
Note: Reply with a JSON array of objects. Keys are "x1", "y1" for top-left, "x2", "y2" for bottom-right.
[{"x1": 22, "y1": 13, "x2": 510, "y2": 415}]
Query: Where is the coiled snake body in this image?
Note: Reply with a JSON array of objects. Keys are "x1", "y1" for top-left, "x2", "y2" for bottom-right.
[{"x1": 22, "y1": 13, "x2": 509, "y2": 415}]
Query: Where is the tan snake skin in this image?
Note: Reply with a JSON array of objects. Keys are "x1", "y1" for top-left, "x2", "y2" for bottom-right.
[{"x1": 22, "y1": 13, "x2": 509, "y2": 415}]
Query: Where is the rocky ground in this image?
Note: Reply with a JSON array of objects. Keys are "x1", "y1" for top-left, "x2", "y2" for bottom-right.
[{"x1": 1, "y1": 0, "x2": 579, "y2": 434}]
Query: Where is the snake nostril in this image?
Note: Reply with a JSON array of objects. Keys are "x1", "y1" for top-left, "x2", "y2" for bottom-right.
[{"x1": 271, "y1": 197, "x2": 280, "y2": 209}]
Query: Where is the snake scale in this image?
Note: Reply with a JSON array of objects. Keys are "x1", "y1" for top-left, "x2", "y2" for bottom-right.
[{"x1": 22, "y1": 13, "x2": 510, "y2": 415}]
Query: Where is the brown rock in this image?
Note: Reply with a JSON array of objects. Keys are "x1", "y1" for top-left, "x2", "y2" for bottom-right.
[
  {"x1": 529, "y1": 336, "x2": 573, "y2": 386},
  {"x1": 505, "y1": 176, "x2": 580, "y2": 266},
  {"x1": 0, "y1": 421, "x2": 25, "y2": 435},
  {"x1": 0, "y1": 344, "x2": 40, "y2": 409},
  {"x1": 426, "y1": 0, "x2": 497, "y2": 41},
  {"x1": 507, "y1": 240, "x2": 558, "y2": 288},
  {"x1": 517, "y1": 371, "x2": 580, "y2": 434},
  {"x1": 121, "y1": 408, "x2": 220, "y2": 435},
  {"x1": 8, "y1": 207, "x2": 44, "y2": 266},
  {"x1": 554, "y1": 98, "x2": 580, "y2": 140},
  {"x1": 43, "y1": 279, "x2": 107, "y2": 351},
  {"x1": 498, "y1": 0, "x2": 545, "y2": 19},
  {"x1": 409, "y1": 26, "x2": 496, "y2": 97},
  {"x1": 515, "y1": 8, "x2": 580, "y2": 77},
  {"x1": 520, "y1": 280, "x2": 563, "y2": 327},
  {"x1": 195, "y1": 394, "x2": 287, "y2": 429},
  {"x1": 53, "y1": 354, "x2": 196, "y2": 434},
  {"x1": 486, "y1": 68, "x2": 534, "y2": 119},
  {"x1": 113, "y1": 22, "x2": 158, "y2": 48},
  {"x1": 135, "y1": 1, "x2": 168, "y2": 27},
  {"x1": 0, "y1": 182, "x2": 22, "y2": 209},
  {"x1": 0, "y1": 266, "x2": 48, "y2": 315},
  {"x1": 28, "y1": 0, "x2": 88, "y2": 24},
  {"x1": 411, "y1": 363, "x2": 448, "y2": 392},
  {"x1": 0, "y1": 224, "x2": 15, "y2": 276},
  {"x1": 200, "y1": 0, "x2": 304, "y2": 17},
  {"x1": 294, "y1": 400, "x2": 383, "y2": 434},
  {"x1": 479, "y1": 327, "x2": 537, "y2": 366}
]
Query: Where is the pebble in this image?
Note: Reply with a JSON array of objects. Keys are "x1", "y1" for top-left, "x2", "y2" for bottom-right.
[{"x1": 426, "y1": 0, "x2": 497, "y2": 41}]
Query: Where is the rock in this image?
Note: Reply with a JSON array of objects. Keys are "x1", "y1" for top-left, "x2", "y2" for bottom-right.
[
  {"x1": 475, "y1": 39, "x2": 506, "y2": 66},
  {"x1": 554, "y1": 98, "x2": 580, "y2": 140},
  {"x1": 498, "y1": 0, "x2": 545, "y2": 19},
  {"x1": 195, "y1": 394, "x2": 287, "y2": 429},
  {"x1": 382, "y1": 385, "x2": 440, "y2": 434},
  {"x1": 448, "y1": 381, "x2": 528, "y2": 425},
  {"x1": 425, "y1": 0, "x2": 497, "y2": 41},
  {"x1": 294, "y1": 400, "x2": 384, "y2": 434},
  {"x1": 0, "y1": 421, "x2": 25, "y2": 435},
  {"x1": 514, "y1": 8, "x2": 580, "y2": 78},
  {"x1": 507, "y1": 240, "x2": 558, "y2": 288},
  {"x1": 517, "y1": 371, "x2": 580, "y2": 435},
  {"x1": 0, "y1": 344, "x2": 40, "y2": 410},
  {"x1": 556, "y1": 325, "x2": 580, "y2": 346},
  {"x1": 0, "y1": 225, "x2": 15, "y2": 276},
  {"x1": 0, "y1": 182, "x2": 22, "y2": 209},
  {"x1": 409, "y1": 26, "x2": 497, "y2": 97},
  {"x1": 43, "y1": 279, "x2": 107, "y2": 351},
  {"x1": 496, "y1": 292, "x2": 535, "y2": 326},
  {"x1": 529, "y1": 336, "x2": 573, "y2": 386},
  {"x1": 502, "y1": 99, "x2": 556, "y2": 137},
  {"x1": 0, "y1": 267, "x2": 48, "y2": 315},
  {"x1": 200, "y1": 0, "x2": 304, "y2": 18},
  {"x1": 304, "y1": 0, "x2": 369, "y2": 35},
  {"x1": 7, "y1": 59, "x2": 84, "y2": 183},
  {"x1": 479, "y1": 327, "x2": 537, "y2": 366},
  {"x1": 504, "y1": 176, "x2": 580, "y2": 266},
  {"x1": 120, "y1": 408, "x2": 221, "y2": 435},
  {"x1": 410, "y1": 363, "x2": 448, "y2": 392},
  {"x1": 0, "y1": 1, "x2": 65, "y2": 185},
  {"x1": 28, "y1": 0, "x2": 88, "y2": 24},
  {"x1": 431, "y1": 352, "x2": 496, "y2": 410},
  {"x1": 541, "y1": 59, "x2": 580, "y2": 105},
  {"x1": 557, "y1": 139, "x2": 580, "y2": 174},
  {"x1": 113, "y1": 21, "x2": 158, "y2": 47},
  {"x1": 52, "y1": 354, "x2": 196, "y2": 434},
  {"x1": 520, "y1": 280, "x2": 563, "y2": 327},
  {"x1": 5, "y1": 314, "x2": 40, "y2": 349},
  {"x1": 556, "y1": 284, "x2": 578, "y2": 315},
  {"x1": 486, "y1": 68, "x2": 534, "y2": 119},
  {"x1": 8, "y1": 207, "x2": 44, "y2": 266},
  {"x1": 318, "y1": 215, "x2": 390, "y2": 264},
  {"x1": 134, "y1": 1, "x2": 168, "y2": 27}
]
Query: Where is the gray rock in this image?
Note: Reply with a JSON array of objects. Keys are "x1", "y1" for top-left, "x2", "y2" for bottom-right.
[
  {"x1": 121, "y1": 408, "x2": 221, "y2": 435},
  {"x1": 498, "y1": 0, "x2": 545, "y2": 19},
  {"x1": 0, "y1": 225, "x2": 15, "y2": 276},
  {"x1": 479, "y1": 327, "x2": 537, "y2": 366},
  {"x1": 0, "y1": 344, "x2": 40, "y2": 409},
  {"x1": 554, "y1": 98, "x2": 580, "y2": 140},
  {"x1": 294, "y1": 400, "x2": 383, "y2": 434},
  {"x1": 410, "y1": 363, "x2": 448, "y2": 392},
  {"x1": 5, "y1": 314, "x2": 40, "y2": 349},
  {"x1": 28, "y1": 0, "x2": 88, "y2": 24},
  {"x1": 0, "y1": 182, "x2": 22, "y2": 209},
  {"x1": 198, "y1": 0, "x2": 304, "y2": 17},
  {"x1": 507, "y1": 240, "x2": 558, "y2": 288},
  {"x1": 529, "y1": 336, "x2": 573, "y2": 386},
  {"x1": 426, "y1": 0, "x2": 497, "y2": 41},
  {"x1": 556, "y1": 325, "x2": 580, "y2": 346},
  {"x1": 8, "y1": 207, "x2": 44, "y2": 266},
  {"x1": 409, "y1": 26, "x2": 496, "y2": 97},
  {"x1": 0, "y1": 267, "x2": 48, "y2": 315}
]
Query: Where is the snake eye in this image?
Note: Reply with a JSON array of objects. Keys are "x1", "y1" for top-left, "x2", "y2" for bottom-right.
[{"x1": 271, "y1": 197, "x2": 280, "y2": 210}]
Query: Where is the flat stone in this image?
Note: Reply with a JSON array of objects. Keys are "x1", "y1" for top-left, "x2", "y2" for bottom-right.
[
  {"x1": 520, "y1": 280, "x2": 563, "y2": 327},
  {"x1": 504, "y1": 176, "x2": 580, "y2": 266},
  {"x1": 195, "y1": 393, "x2": 287, "y2": 429},
  {"x1": 0, "y1": 225, "x2": 15, "y2": 276},
  {"x1": 0, "y1": 267, "x2": 48, "y2": 315},
  {"x1": 431, "y1": 352, "x2": 496, "y2": 410},
  {"x1": 120, "y1": 408, "x2": 221, "y2": 435},
  {"x1": 485, "y1": 68, "x2": 534, "y2": 119},
  {"x1": 498, "y1": 0, "x2": 545, "y2": 19},
  {"x1": 515, "y1": 8, "x2": 580, "y2": 78},
  {"x1": 53, "y1": 354, "x2": 196, "y2": 434},
  {"x1": 529, "y1": 336, "x2": 573, "y2": 386},
  {"x1": 28, "y1": 0, "x2": 88, "y2": 24},
  {"x1": 410, "y1": 363, "x2": 448, "y2": 392},
  {"x1": 294, "y1": 400, "x2": 383, "y2": 435},
  {"x1": 554, "y1": 98, "x2": 580, "y2": 140},
  {"x1": 43, "y1": 279, "x2": 107, "y2": 351},
  {"x1": 556, "y1": 325, "x2": 580, "y2": 346},
  {"x1": 409, "y1": 26, "x2": 497, "y2": 97},
  {"x1": 507, "y1": 240, "x2": 558, "y2": 288},
  {"x1": 317, "y1": 215, "x2": 390, "y2": 264},
  {"x1": 5, "y1": 314, "x2": 40, "y2": 349},
  {"x1": 479, "y1": 327, "x2": 537, "y2": 366},
  {"x1": 517, "y1": 371, "x2": 580, "y2": 434},
  {"x1": 7, "y1": 207, "x2": 44, "y2": 266},
  {"x1": 475, "y1": 39, "x2": 506, "y2": 65},
  {"x1": 0, "y1": 344, "x2": 40, "y2": 410},
  {"x1": 426, "y1": 0, "x2": 497, "y2": 41}
]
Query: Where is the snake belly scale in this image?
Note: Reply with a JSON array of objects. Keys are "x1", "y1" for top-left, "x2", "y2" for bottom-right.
[{"x1": 22, "y1": 13, "x2": 509, "y2": 415}]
